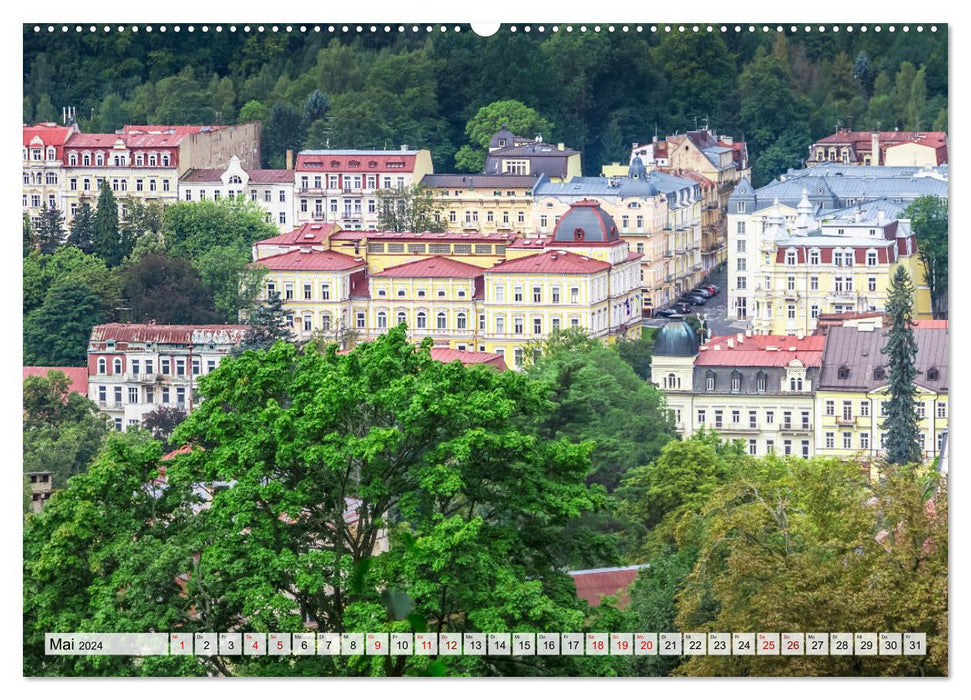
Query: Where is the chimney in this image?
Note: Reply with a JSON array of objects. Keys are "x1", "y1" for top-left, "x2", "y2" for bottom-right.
[
  {"x1": 745, "y1": 329, "x2": 753, "y2": 337},
  {"x1": 400, "y1": 144, "x2": 409, "y2": 151},
  {"x1": 727, "y1": 338, "x2": 734, "y2": 349},
  {"x1": 286, "y1": 149, "x2": 293, "y2": 170},
  {"x1": 736, "y1": 332, "x2": 744, "y2": 343},
  {"x1": 796, "y1": 331, "x2": 805, "y2": 340},
  {"x1": 713, "y1": 344, "x2": 721, "y2": 351},
  {"x1": 557, "y1": 143, "x2": 565, "y2": 151},
  {"x1": 871, "y1": 131, "x2": 880, "y2": 165}
]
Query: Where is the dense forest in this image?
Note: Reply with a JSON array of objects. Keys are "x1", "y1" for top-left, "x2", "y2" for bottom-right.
[{"x1": 24, "y1": 25, "x2": 947, "y2": 185}]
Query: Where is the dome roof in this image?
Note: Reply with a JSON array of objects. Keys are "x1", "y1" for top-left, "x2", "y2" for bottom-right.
[
  {"x1": 552, "y1": 199, "x2": 620, "y2": 243},
  {"x1": 618, "y1": 177, "x2": 659, "y2": 197},
  {"x1": 629, "y1": 156, "x2": 647, "y2": 179},
  {"x1": 653, "y1": 320, "x2": 700, "y2": 357}
]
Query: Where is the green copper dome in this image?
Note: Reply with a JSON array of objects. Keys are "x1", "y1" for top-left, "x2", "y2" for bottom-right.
[{"x1": 653, "y1": 320, "x2": 700, "y2": 357}]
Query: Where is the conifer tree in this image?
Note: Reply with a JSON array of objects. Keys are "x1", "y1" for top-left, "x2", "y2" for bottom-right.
[
  {"x1": 23, "y1": 214, "x2": 35, "y2": 258},
  {"x1": 881, "y1": 267, "x2": 921, "y2": 465},
  {"x1": 93, "y1": 180, "x2": 121, "y2": 266},
  {"x1": 67, "y1": 198, "x2": 97, "y2": 254},
  {"x1": 35, "y1": 204, "x2": 65, "y2": 254},
  {"x1": 237, "y1": 292, "x2": 294, "y2": 352}
]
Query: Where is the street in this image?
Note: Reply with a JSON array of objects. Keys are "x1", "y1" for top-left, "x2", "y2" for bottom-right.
[{"x1": 641, "y1": 264, "x2": 751, "y2": 338}]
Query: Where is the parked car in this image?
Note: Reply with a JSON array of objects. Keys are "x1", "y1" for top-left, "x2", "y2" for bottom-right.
[
  {"x1": 672, "y1": 302, "x2": 692, "y2": 314},
  {"x1": 654, "y1": 307, "x2": 678, "y2": 318},
  {"x1": 679, "y1": 294, "x2": 706, "y2": 306},
  {"x1": 707, "y1": 284, "x2": 720, "y2": 294},
  {"x1": 691, "y1": 288, "x2": 713, "y2": 298}
]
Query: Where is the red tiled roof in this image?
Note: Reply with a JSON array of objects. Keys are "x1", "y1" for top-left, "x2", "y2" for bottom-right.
[
  {"x1": 913, "y1": 320, "x2": 949, "y2": 329},
  {"x1": 23, "y1": 366, "x2": 88, "y2": 395},
  {"x1": 507, "y1": 235, "x2": 551, "y2": 249},
  {"x1": 677, "y1": 170, "x2": 716, "y2": 188},
  {"x1": 65, "y1": 133, "x2": 123, "y2": 148},
  {"x1": 122, "y1": 125, "x2": 212, "y2": 136},
  {"x1": 372, "y1": 256, "x2": 485, "y2": 279},
  {"x1": 23, "y1": 124, "x2": 74, "y2": 148},
  {"x1": 570, "y1": 565, "x2": 648, "y2": 609},
  {"x1": 181, "y1": 167, "x2": 293, "y2": 184},
  {"x1": 695, "y1": 334, "x2": 825, "y2": 368},
  {"x1": 296, "y1": 150, "x2": 420, "y2": 172},
  {"x1": 814, "y1": 130, "x2": 946, "y2": 147},
  {"x1": 90, "y1": 323, "x2": 247, "y2": 345},
  {"x1": 428, "y1": 348, "x2": 507, "y2": 370},
  {"x1": 254, "y1": 222, "x2": 337, "y2": 247},
  {"x1": 254, "y1": 249, "x2": 365, "y2": 272},
  {"x1": 487, "y1": 250, "x2": 611, "y2": 275}
]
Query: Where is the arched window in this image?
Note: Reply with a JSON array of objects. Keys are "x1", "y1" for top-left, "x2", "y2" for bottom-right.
[
  {"x1": 148, "y1": 153, "x2": 157, "y2": 166},
  {"x1": 731, "y1": 370, "x2": 742, "y2": 392},
  {"x1": 437, "y1": 312, "x2": 447, "y2": 330},
  {"x1": 68, "y1": 152, "x2": 77, "y2": 166},
  {"x1": 82, "y1": 153, "x2": 91, "y2": 166},
  {"x1": 397, "y1": 311, "x2": 407, "y2": 326},
  {"x1": 98, "y1": 358, "x2": 106, "y2": 374},
  {"x1": 377, "y1": 311, "x2": 387, "y2": 329},
  {"x1": 46, "y1": 147, "x2": 55, "y2": 160},
  {"x1": 95, "y1": 152, "x2": 104, "y2": 166},
  {"x1": 809, "y1": 248, "x2": 820, "y2": 265},
  {"x1": 756, "y1": 371, "x2": 767, "y2": 392},
  {"x1": 666, "y1": 373, "x2": 680, "y2": 390},
  {"x1": 574, "y1": 227, "x2": 585, "y2": 241},
  {"x1": 456, "y1": 312, "x2": 467, "y2": 330},
  {"x1": 321, "y1": 313, "x2": 331, "y2": 331},
  {"x1": 228, "y1": 175, "x2": 242, "y2": 184},
  {"x1": 113, "y1": 358, "x2": 122, "y2": 374},
  {"x1": 705, "y1": 370, "x2": 716, "y2": 392},
  {"x1": 416, "y1": 311, "x2": 427, "y2": 329},
  {"x1": 161, "y1": 154, "x2": 170, "y2": 167},
  {"x1": 135, "y1": 153, "x2": 144, "y2": 166}
]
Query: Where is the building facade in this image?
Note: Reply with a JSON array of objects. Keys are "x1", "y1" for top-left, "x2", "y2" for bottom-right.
[
  {"x1": 87, "y1": 323, "x2": 246, "y2": 431},
  {"x1": 22, "y1": 122, "x2": 78, "y2": 224},
  {"x1": 806, "y1": 129, "x2": 947, "y2": 167},
  {"x1": 531, "y1": 161, "x2": 702, "y2": 311},
  {"x1": 293, "y1": 148, "x2": 434, "y2": 230},
  {"x1": 60, "y1": 123, "x2": 262, "y2": 224},
  {"x1": 727, "y1": 165, "x2": 947, "y2": 330},
  {"x1": 483, "y1": 126, "x2": 581, "y2": 181},
  {"x1": 815, "y1": 318, "x2": 948, "y2": 463},
  {"x1": 254, "y1": 200, "x2": 642, "y2": 369},
  {"x1": 180, "y1": 155, "x2": 294, "y2": 230},
  {"x1": 420, "y1": 173, "x2": 536, "y2": 234},
  {"x1": 651, "y1": 322, "x2": 824, "y2": 458}
]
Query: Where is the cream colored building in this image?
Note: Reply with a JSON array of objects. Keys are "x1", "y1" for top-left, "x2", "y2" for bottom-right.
[
  {"x1": 23, "y1": 122, "x2": 78, "y2": 225},
  {"x1": 421, "y1": 173, "x2": 536, "y2": 234}
]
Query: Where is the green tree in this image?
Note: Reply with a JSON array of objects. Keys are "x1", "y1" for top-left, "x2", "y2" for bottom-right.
[
  {"x1": 615, "y1": 328, "x2": 655, "y2": 381},
  {"x1": 141, "y1": 406, "x2": 188, "y2": 450},
  {"x1": 524, "y1": 328, "x2": 675, "y2": 492},
  {"x1": 193, "y1": 244, "x2": 268, "y2": 323},
  {"x1": 852, "y1": 51, "x2": 874, "y2": 98},
  {"x1": 237, "y1": 99, "x2": 267, "y2": 124},
  {"x1": 163, "y1": 198, "x2": 279, "y2": 261},
  {"x1": 67, "y1": 198, "x2": 97, "y2": 254},
  {"x1": 121, "y1": 253, "x2": 221, "y2": 325},
  {"x1": 881, "y1": 267, "x2": 921, "y2": 466},
  {"x1": 905, "y1": 196, "x2": 948, "y2": 319},
  {"x1": 674, "y1": 457, "x2": 946, "y2": 676},
  {"x1": 23, "y1": 278, "x2": 103, "y2": 367},
  {"x1": 23, "y1": 214, "x2": 35, "y2": 257},
  {"x1": 34, "y1": 93, "x2": 56, "y2": 122},
  {"x1": 24, "y1": 246, "x2": 122, "y2": 317},
  {"x1": 377, "y1": 184, "x2": 445, "y2": 233},
  {"x1": 303, "y1": 89, "x2": 329, "y2": 125},
  {"x1": 23, "y1": 370, "x2": 110, "y2": 488},
  {"x1": 93, "y1": 181, "x2": 124, "y2": 266},
  {"x1": 263, "y1": 101, "x2": 304, "y2": 169},
  {"x1": 96, "y1": 93, "x2": 128, "y2": 133},
  {"x1": 237, "y1": 292, "x2": 293, "y2": 352},
  {"x1": 35, "y1": 204, "x2": 65, "y2": 254}
]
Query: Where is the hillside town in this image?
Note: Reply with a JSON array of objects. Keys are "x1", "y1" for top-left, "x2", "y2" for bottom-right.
[{"x1": 22, "y1": 26, "x2": 949, "y2": 679}]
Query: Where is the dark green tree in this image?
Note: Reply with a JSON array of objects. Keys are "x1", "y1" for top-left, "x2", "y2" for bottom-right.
[
  {"x1": 238, "y1": 292, "x2": 293, "y2": 352},
  {"x1": 93, "y1": 181, "x2": 123, "y2": 266},
  {"x1": 455, "y1": 100, "x2": 555, "y2": 173},
  {"x1": 263, "y1": 101, "x2": 304, "y2": 169},
  {"x1": 23, "y1": 278, "x2": 103, "y2": 367},
  {"x1": 141, "y1": 405, "x2": 188, "y2": 450},
  {"x1": 121, "y1": 253, "x2": 221, "y2": 324},
  {"x1": 906, "y1": 195, "x2": 948, "y2": 319},
  {"x1": 35, "y1": 204, "x2": 65, "y2": 254},
  {"x1": 67, "y1": 198, "x2": 97, "y2": 254},
  {"x1": 852, "y1": 51, "x2": 874, "y2": 98},
  {"x1": 23, "y1": 214, "x2": 35, "y2": 257},
  {"x1": 303, "y1": 89, "x2": 329, "y2": 125},
  {"x1": 881, "y1": 267, "x2": 921, "y2": 466}
]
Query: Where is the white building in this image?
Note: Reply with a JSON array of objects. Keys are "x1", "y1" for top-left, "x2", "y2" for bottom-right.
[
  {"x1": 179, "y1": 155, "x2": 295, "y2": 231},
  {"x1": 87, "y1": 323, "x2": 246, "y2": 431}
]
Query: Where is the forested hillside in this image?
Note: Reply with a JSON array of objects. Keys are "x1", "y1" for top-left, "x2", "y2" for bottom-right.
[{"x1": 24, "y1": 25, "x2": 947, "y2": 186}]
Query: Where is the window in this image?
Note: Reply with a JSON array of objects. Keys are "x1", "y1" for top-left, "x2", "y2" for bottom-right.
[
  {"x1": 514, "y1": 316, "x2": 524, "y2": 334},
  {"x1": 782, "y1": 411, "x2": 793, "y2": 430},
  {"x1": 514, "y1": 286, "x2": 523, "y2": 302},
  {"x1": 787, "y1": 305, "x2": 796, "y2": 320},
  {"x1": 705, "y1": 371, "x2": 715, "y2": 391},
  {"x1": 736, "y1": 276, "x2": 747, "y2": 290},
  {"x1": 789, "y1": 375, "x2": 803, "y2": 391},
  {"x1": 737, "y1": 220, "x2": 746, "y2": 234},
  {"x1": 756, "y1": 372, "x2": 767, "y2": 393},
  {"x1": 176, "y1": 359, "x2": 186, "y2": 376},
  {"x1": 176, "y1": 388, "x2": 186, "y2": 407},
  {"x1": 303, "y1": 284, "x2": 312, "y2": 300},
  {"x1": 356, "y1": 311, "x2": 366, "y2": 329},
  {"x1": 113, "y1": 358, "x2": 122, "y2": 374},
  {"x1": 737, "y1": 239, "x2": 747, "y2": 253},
  {"x1": 937, "y1": 402, "x2": 947, "y2": 419},
  {"x1": 731, "y1": 409, "x2": 741, "y2": 424},
  {"x1": 736, "y1": 258, "x2": 747, "y2": 271},
  {"x1": 785, "y1": 250, "x2": 797, "y2": 265},
  {"x1": 802, "y1": 411, "x2": 811, "y2": 430},
  {"x1": 783, "y1": 440, "x2": 792, "y2": 456},
  {"x1": 114, "y1": 387, "x2": 122, "y2": 406},
  {"x1": 842, "y1": 401, "x2": 853, "y2": 421},
  {"x1": 749, "y1": 410, "x2": 758, "y2": 429},
  {"x1": 842, "y1": 432, "x2": 852, "y2": 449},
  {"x1": 874, "y1": 367, "x2": 886, "y2": 381},
  {"x1": 514, "y1": 347, "x2": 524, "y2": 368},
  {"x1": 206, "y1": 360, "x2": 215, "y2": 373},
  {"x1": 867, "y1": 250, "x2": 878, "y2": 266},
  {"x1": 128, "y1": 387, "x2": 139, "y2": 404},
  {"x1": 284, "y1": 283, "x2": 294, "y2": 300},
  {"x1": 765, "y1": 410, "x2": 775, "y2": 425},
  {"x1": 837, "y1": 366, "x2": 850, "y2": 380},
  {"x1": 570, "y1": 287, "x2": 579, "y2": 304},
  {"x1": 916, "y1": 402, "x2": 926, "y2": 420},
  {"x1": 811, "y1": 305, "x2": 820, "y2": 320},
  {"x1": 98, "y1": 358, "x2": 107, "y2": 374},
  {"x1": 533, "y1": 317, "x2": 542, "y2": 335},
  {"x1": 697, "y1": 409, "x2": 706, "y2": 424},
  {"x1": 731, "y1": 371, "x2": 741, "y2": 392},
  {"x1": 533, "y1": 286, "x2": 542, "y2": 303},
  {"x1": 551, "y1": 286, "x2": 561, "y2": 304},
  {"x1": 666, "y1": 373, "x2": 679, "y2": 390}
]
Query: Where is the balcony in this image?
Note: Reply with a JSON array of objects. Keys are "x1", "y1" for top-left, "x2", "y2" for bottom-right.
[
  {"x1": 784, "y1": 290, "x2": 800, "y2": 300},
  {"x1": 781, "y1": 424, "x2": 813, "y2": 435},
  {"x1": 663, "y1": 250, "x2": 673, "y2": 258}
]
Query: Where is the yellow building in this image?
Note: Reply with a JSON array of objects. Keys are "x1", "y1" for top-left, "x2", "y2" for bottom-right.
[
  {"x1": 743, "y1": 195, "x2": 930, "y2": 336},
  {"x1": 531, "y1": 161, "x2": 702, "y2": 312},
  {"x1": 815, "y1": 318, "x2": 948, "y2": 463},
  {"x1": 252, "y1": 200, "x2": 642, "y2": 369},
  {"x1": 421, "y1": 174, "x2": 536, "y2": 234},
  {"x1": 651, "y1": 322, "x2": 825, "y2": 458}
]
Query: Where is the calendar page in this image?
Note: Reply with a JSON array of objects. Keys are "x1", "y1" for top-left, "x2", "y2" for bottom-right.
[{"x1": 20, "y1": 13, "x2": 949, "y2": 682}]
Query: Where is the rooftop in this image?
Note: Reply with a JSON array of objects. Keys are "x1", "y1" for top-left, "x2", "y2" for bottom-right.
[
  {"x1": 371, "y1": 256, "x2": 485, "y2": 279},
  {"x1": 254, "y1": 222, "x2": 337, "y2": 247},
  {"x1": 253, "y1": 248, "x2": 365, "y2": 272},
  {"x1": 90, "y1": 323, "x2": 247, "y2": 345},
  {"x1": 421, "y1": 173, "x2": 538, "y2": 189},
  {"x1": 427, "y1": 347, "x2": 507, "y2": 370},
  {"x1": 569, "y1": 564, "x2": 650, "y2": 609},
  {"x1": 180, "y1": 167, "x2": 294, "y2": 184},
  {"x1": 695, "y1": 334, "x2": 825, "y2": 368},
  {"x1": 23, "y1": 366, "x2": 88, "y2": 396},
  {"x1": 487, "y1": 250, "x2": 611, "y2": 275}
]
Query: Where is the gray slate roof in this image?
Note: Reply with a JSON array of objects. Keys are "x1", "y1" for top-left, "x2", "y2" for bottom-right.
[
  {"x1": 534, "y1": 171, "x2": 696, "y2": 200},
  {"x1": 818, "y1": 325, "x2": 948, "y2": 392}
]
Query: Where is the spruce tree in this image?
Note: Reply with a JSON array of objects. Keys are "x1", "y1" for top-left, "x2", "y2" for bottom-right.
[
  {"x1": 881, "y1": 267, "x2": 921, "y2": 465},
  {"x1": 35, "y1": 204, "x2": 65, "y2": 254},
  {"x1": 67, "y1": 198, "x2": 97, "y2": 254},
  {"x1": 93, "y1": 180, "x2": 121, "y2": 266},
  {"x1": 23, "y1": 214, "x2": 35, "y2": 258},
  {"x1": 237, "y1": 292, "x2": 294, "y2": 352}
]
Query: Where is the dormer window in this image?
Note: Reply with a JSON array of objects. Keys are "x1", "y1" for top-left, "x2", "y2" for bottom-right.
[
  {"x1": 837, "y1": 366, "x2": 850, "y2": 380},
  {"x1": 755, "y1": 371, "x2": 767, "y2": 393},
  {"x1": 573, "y1": 228, "x2": 585, "y2": 241},
  {"x1": 705, "y1": 370, "x2": 716, "y2": 392},
  {"x1": 69, "y1": 153, "x2": 77, "y2": 166},
  {"x1": 229, "y1": 175, "x2": 242, "y2": 184},
  {"x1": 730, "y1": 371, "x2": 742, "y2": 393},
  {"x1": 927, "y1": 367, "x2": 940, "y2": 381},
  {"x1": 873, "y1": 367, "x2": 886, "y2": 381}
]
